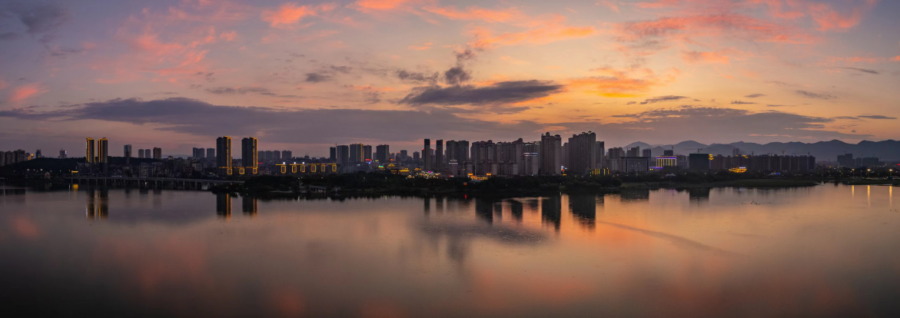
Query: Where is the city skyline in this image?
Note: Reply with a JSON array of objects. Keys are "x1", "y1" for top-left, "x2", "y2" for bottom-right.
[{"x1": 0, "y1": 0, "x2": 899, "y2": 156}]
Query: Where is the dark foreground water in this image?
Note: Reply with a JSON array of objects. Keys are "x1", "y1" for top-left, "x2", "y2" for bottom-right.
[{"x1": 1, "y1": 184, "x2": 899, "y2": 317}]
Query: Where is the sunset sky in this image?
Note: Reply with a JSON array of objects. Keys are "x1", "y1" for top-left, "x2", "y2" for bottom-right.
[{"x1": 0, "y1": 0, "x2": 898, "y2": 157}]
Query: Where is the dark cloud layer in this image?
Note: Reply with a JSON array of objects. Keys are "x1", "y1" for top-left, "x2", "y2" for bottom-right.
[
  {"x1": 0, "y1": 100, "x2": 867, "y2": 149},
  {"x1": 305, "y1": 73, "x2": 330, "y2": 83},
  {"x1": 858, "y1": 115, "x2": 896, "y2": 120},
  {"x1": 840, "y1": 67, "x2": 879, "y2": 75},
  {"x1": 206, "y1": 87, "x2": 299, "y2": 98},
  {"x1": 640, "y1": 96, "x2": 687, "y2": 105},
  {"x1": 396, "y1": 70, "x2": 439, "y2": 84},
  {"x1": 0, "y1": 2, "x2": 69, "y2": 42},
  {"x1": 444, "y1": 66, "x2": 471, "y2": 85},
  {"x1": 745, "y1": 94, "x2": 765, "y2": 98},
  {"x1": 731, "y1": 100, "x2": 756, "y2": 105},
  {"x1": 399, "y1": 81, "x2": 564, "y2": 106},
  {"x1": 796, "y1": 90, "x2": 836, "y2": 100}
]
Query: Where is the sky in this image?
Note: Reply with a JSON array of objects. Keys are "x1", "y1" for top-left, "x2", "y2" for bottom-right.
[{"x1": 0, "y1": 0, "x2": 898, "y2": 157}]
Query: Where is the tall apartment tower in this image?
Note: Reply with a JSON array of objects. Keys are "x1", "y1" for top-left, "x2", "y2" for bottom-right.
[
  {"x1": 596, "y1": 141, "x2": 606, "y2": 168},
  {"x1": 97, "y1": 138, "x2": 109, "y2": 164},
  {"x1": 124, "y1": 144, "x2": 132, "y2": 163},
  {"x1": 216, "y1": 136, "x2": 232, "y2": 175},
  {"x1": 567, "y1": 132, "x2": 597, "y2": 175},
  {"x1": 59, "y1": 149, "x2": 67, "y2": 159},
  {"x1": 152, "y1": 147, "x2": 162, "y2": 160},
  {"x1": 336, "y1": 145, "x2": 349, "y2": 165},
  {"x1": 329, "y1": 147, "x2": 336, "y2": 161},
  {"x1": 540, "y1": 132, "x2": 562, "y2": 175},
  {"x1": 206, "y1": 148, "x2": 215, "y2": 160},
  {"x1": 349, "y1": 144, "x2": 364, "y2": 164},
  {"x1": 376, "y1": 145, "x2": 390, "y2": 163},
  {"x1": 435, "y1": 139, "x2": 444, "y2": 171},
  {"x1": 423, "y1": 139, "x2": 432, "y2": 171},
  {"x1": 85, "y1": 138, "x2": 95, "y2": 164},
  {"x1": 144, "y1": 149, "x2": 151, "y2": 159},
  {"x1": 363, "y1": 145, "x2": 372, "y2": 162},
  {"x1": 242, "y1": 137, "x2": 258, "y2": 174}
]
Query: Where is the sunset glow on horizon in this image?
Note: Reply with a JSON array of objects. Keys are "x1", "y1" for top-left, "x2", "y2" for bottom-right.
[{"x1": 1, "y1": 0, "x2": 898, "y2": 156}]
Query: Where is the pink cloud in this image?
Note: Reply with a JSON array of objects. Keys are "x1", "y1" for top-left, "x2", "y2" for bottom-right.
[
  {"x1": 355, "y1": 0, "x2": 414, "y2": 11},
  {"x1": 407, "y1": 42, "x2": 432, "y2": 50},
  {"x1": 422, "y1": 6, "x2": 521, "y2": 23},
  {"x1": 7, "y1": 84, "x2": 44, "y2": 103},
  {"x1": 613, "y1": 13, "x2": 815, "y2": 44},
  {"x1": 261, "y1": 3, "x2": 336, "y2": 28}
]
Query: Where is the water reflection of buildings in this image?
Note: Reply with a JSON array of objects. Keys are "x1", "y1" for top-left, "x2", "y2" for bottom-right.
[
  {"x1": 620, "y1": 189, "x2": 650, "y2": 202},
  {"x1": 475, "y1": 198, "x2": 494, "y2": 224},
  {"x1": 568, "y1": 194, "x2": 597, "y2": 229},
  {"x1": 85, "y1": 188, "x2": 109, "y2": 220},
  {"x1": 509, "y1": 200, "x2": 523, "y2": 221},
  {"x1": 242, "y1": 196, "x2": 258, "y2": 216},
  {"x1": 216, "y1": 194, "x2": 232, "y2": 219},
  {"x1": 541, "y1": 194, "x2": 562, "y2": 231},
  {"x1": 689, "y1": 188, "x2": 711, "y2": 204}
]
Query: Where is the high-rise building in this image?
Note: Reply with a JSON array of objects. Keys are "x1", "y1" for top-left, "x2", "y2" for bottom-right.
[
  {"x1": 35, "y1": 149, "x2": 42, "y2": 159},
  {"x1": 329, "y1": 147, "x2": 336, "y2": 161},
  {"x1": 192, "y1": 147, "x2": 205, "y2": 159},
  {"x1": 97, "y1": 138, "x2": 109, "y2": 164},
  {"x1": 642, "y1": 149, "x2": 652, "y2": 158},
  {"x1": 144, "y1": 149, "x2": 151, "y2": 159},
  {"x1": 242, "y1": 137, "x2": 258, "y2": 174},
  {"x1": 596, "y1": 141, "x2": 605, "y2": 168},
  {"x1": 540, "y1": 132, "x2": 561, "y2": 175},
  {"x1": 689, "y1": 153, "x2": 711, "y2": 172},
  {"x1": 124, "y1": 145, "x2": 132, "y2": 162},
  {"x1": 152, "y1": 147, "x2": 162, "y2": 160},
  {"x1": 271, "y1": 150, "x2": 281, "y2": 162},
  {"x1": 349, "y1": 144, "x2": 364, "y2": 164},
  {"x1": 435, "y1": 140, "x2": 443, "y2": 172},
  {"x1": 282, "y1": 150, "x2": 292, "y2": 161},
  {"x1": 363, "y1": 145, "x2": 372, "y2": 162},
  {"x1": 423, "y1": 139, "x2": 432, "y2": 171},
  {"x1": 335, "y1": 145, "x2": 349, "y2": 165},
  {"x1": 413, "y1": 151, "x2": 420, "y2": 164},
  {"x1": 400, "y1": 150, "x2": 408, "y2": 162},
  {"x1": 376, "y1": 145, "x2": 390, "y2": 163},
  {"x1": 85, "y1": 138, "x2": 95, "y2": 163},
  {"x1": 627, "y1": 147, "x2": 641, "y2": 157},
  {"x1": 59, "y1": 149, "x2": 67, "y2": 159},
  {"x1": 567, "y1": 132, "x2": 597, "y2": 175},
  {"x1": 138, "y1": 149, "x2": 145, "y2": 158},
  {"x1": 207, "y1": 148, "x2": 215, "y2": 160},
  {"x1": 216, "y1": 137, "x2": 232, "y2": 175},
  {"x1": 664, "y1": 149, "x2": 674, "y2": 156}
]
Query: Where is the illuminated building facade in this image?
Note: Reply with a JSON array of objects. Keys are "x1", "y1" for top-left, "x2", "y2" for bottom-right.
[
  {"x1": 85, "y1": 138, "x2": 95, "y2": 163},
  {"x1": 216, "y1": 136, "x2": 232, "y2": 175},
  {"x1": 363, "y1": 145, "x2": 372, "y2": 162},
  {"x1": 242, "y1": 137, "x2": 258, "y2": 175},
  {"x1": 655, "y1": 156, "x2": 678, "y2": 168},
  {"x1": 349, "y1": 144, "x2": 365, "y2": 164},
  {"x1": 98, "y1": 138, "x2": 109, "y2": 164}
]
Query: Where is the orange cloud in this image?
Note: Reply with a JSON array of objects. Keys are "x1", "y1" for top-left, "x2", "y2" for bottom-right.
[
  {"x1": 597, "y1": 0, "x2": 620, "y2": 13},
  {"x1": 422, "y1": 6, "x2": 520, "y2": 23},
  {"x1": 261, "y1": 3, "x2": 335, "y2": 28},
  {"x1": 636, "y1": 0, "x2": 681, "y2": 9},
  {"x1": 8, "y1": 84, "x2": 43, "y2": 103},
  {"x1": 356, "y1": 0, "x2": 413, "y2": 11},
  {"x1": 568, "y1": 67, "x2": 679, "y2": 98},
  {"x1": 468, "y1": 15, "x2": 596, "y2": 49},
  {"x1": 682, "y1": 50, "x2": 731, "y2": 64},
  {"x1": 892, "y1": 56, "x2": 900, "y2": 62}
]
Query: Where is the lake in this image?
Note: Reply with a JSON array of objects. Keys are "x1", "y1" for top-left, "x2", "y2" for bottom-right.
[{"x1": 1, "y1": 184, "x2": 899, "y2": 317}]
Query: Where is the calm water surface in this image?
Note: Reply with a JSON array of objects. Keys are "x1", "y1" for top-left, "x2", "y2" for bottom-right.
[{"x1": 1, "y1": 184, "x2": 899, "y2": 317}]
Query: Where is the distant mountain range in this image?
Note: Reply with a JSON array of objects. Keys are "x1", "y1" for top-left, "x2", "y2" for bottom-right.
[{"x1": 621, "y1": 140, "x2": 900, "y2": 161}]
